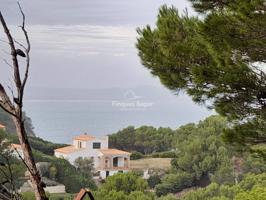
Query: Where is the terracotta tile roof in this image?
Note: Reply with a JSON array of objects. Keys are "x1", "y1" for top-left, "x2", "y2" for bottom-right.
[
  {"x1": 10, "y1": 143, "x2": 22, "y2": 149},
  {"x1": 74, "y1": 188, "x2": 94, "y2": 200},
  {"x1": 54, "y1": 145, "x2": 84, "y2": 154},
  {"x1": 98, "y1": 149, "x2": 131, "y2": 156},
  {"x1": 73, "y1": 134, "x2": 95, "y2": 141},
  {"x1": 0, "y1": 124, "x2": 6, "y2": 128}
]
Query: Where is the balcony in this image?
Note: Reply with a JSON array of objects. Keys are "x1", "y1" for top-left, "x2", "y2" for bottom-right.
[{"x1": 98, "y1": 166, "x2": 130, "y2": 171}]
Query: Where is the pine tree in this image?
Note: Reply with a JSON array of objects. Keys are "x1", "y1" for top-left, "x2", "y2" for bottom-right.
[{"x1": 136, "y1": 0, "x2": 266, "y2": 151}]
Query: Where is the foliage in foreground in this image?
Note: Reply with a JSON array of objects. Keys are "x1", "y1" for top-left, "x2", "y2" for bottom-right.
[
  {"x1": 136, "y1": 0, "x2": 266, "y2": 151},
  {"x1": 93, "y1": 173, "x2": 154, "y2": 200},
  {"x1": 181, "y1": 173, "x2": 266, "y2": 200},
  {"x1": 0, "y1": 130, "x2": 96, "y2": 194},
  {"x1": 155, "y1": 116, "x2": 266, "y2": 196}
]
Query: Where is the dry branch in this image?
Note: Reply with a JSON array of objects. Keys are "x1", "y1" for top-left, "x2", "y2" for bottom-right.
[{"x1": 0, "y1": 3, "x2": 48, "y2": 200}]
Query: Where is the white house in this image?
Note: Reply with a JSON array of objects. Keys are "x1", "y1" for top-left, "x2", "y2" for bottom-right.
[
  {"x1": 10, "y1": 143, "x2": 24, "y2": 159},
  {"x1": 0, "y1": 123, "x2": 6, "y2": 131},
  {"x1": 54, "y1": 134, "x2": 131, "y2": 179}
]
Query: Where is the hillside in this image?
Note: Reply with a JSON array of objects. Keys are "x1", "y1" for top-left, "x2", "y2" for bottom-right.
[{"x1": 0, "y1": 108, "x2": 35, "y2": 136}]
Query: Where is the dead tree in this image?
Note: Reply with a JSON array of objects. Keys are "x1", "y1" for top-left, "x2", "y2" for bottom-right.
[{"x1": 0, "y1": 3, "x2": 48, "y2": 200}]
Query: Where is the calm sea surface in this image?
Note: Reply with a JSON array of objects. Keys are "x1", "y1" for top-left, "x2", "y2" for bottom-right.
[{"x1": 24, "y1": 87, "x2": 213, "y2": 144}]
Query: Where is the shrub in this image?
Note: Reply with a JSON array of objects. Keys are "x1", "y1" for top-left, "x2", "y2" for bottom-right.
[
  {"x1": 130, "y1": 151, "x2": 144, "y2": 160},
  {"x1": 100, "y1": 172, "x2": 148, "y2": 194},
  {"x1": 155, "y1": 172, "x2": 193, "y2": 196},
  {"x1": 147, "y1": 174, "x2": 162, "y2": 188}
]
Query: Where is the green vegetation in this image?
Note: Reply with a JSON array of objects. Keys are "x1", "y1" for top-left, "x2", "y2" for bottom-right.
[
  {"x1": 32, "y1": 153, "x2": 97, "y2": 193},
  {"x1": 0, "y1": 107, "x2": 66, "y2": 155},
  {"x1": 0, "y1": 130, "x2": 96, "y2": 194},
  {"x1": 110, "y1": 126, "x2": 175, "y2": 154},
  {"x1": 0, "y1": 129, "x2": 26, "y2": 193},
  {"x1": 132, "y1": 0, "x2": 266, "y2": 197},
  {"x1": 136, "y1": 0, "x2": 266, "y2": 151},
  {"x1": 7, "y1": 133, "x2": 66, "y2": 156},
  {"x1": 147, "y1": 174, "x2": 161, "y2": 189},
  {"x1": 130, "y1": 151, "x2": 144, "y2": 160},
  {"x1": 155, "y1": 116, "x2": 266, "y2": 197},
  {"x1": 22, "y1": 192, "x2": 75, "y2": 200},
  {"x1": 1, "y1": 95, "x2": 265, "y2": 199},
  {"x1": 182, "y1": 173, "x2": 266, "y2": 200},
  {"x1": 109, "y1": 116, "x2": 266, "y2": 199},
  {"x1": 2, "y1": 115, "x2": 266, "y2": 199},
  {"x1": 93, "y1": 172, "x2": 155, "y2": 200}
]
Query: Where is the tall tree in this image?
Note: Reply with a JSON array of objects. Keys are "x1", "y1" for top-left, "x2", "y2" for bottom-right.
[
  {"x1": 0, "y1": 4, "x2": 47, "y2": 200},
  {"x1": 136, "y1": 0, "x2": 266, "y2": 150}
]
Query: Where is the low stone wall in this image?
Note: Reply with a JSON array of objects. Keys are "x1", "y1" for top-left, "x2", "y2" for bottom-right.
[
  {"x1": 44, "y1": 185, "x2": 66, "y2": 194},
  {"x1": 20, "y1": 182, "x2": 66, "y2": 194}
]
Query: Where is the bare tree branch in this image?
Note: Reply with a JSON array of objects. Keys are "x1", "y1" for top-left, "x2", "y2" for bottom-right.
[
  {"x1": 0, "y1": 4, "x2": 48, "y2": 199},
  {"x1": 17, "y1": 2, "x2": 30, "y2": 103},
  {"x1": 0, "y1": 12, "x2": 22, "y2": 96},
  {"x1": 0, "y1": 84, "x2": 16, "y2": 117}
]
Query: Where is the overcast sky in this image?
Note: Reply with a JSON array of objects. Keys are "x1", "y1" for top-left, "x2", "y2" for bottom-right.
[{"x1": 0, "y1": 0, "x2": 194, "y2": 89}]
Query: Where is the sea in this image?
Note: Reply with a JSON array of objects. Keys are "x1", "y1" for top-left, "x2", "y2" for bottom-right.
[{"x1": 24, "y1": 86, "x2": 213, "y2": 144}]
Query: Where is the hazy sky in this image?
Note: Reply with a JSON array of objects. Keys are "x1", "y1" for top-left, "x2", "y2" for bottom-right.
[
  {"x1": 1, "y1": 1, "x2": 215, "y2": 140},
  {"x1": 0, "y1": 0, "x2": 194, "y2": 89}
]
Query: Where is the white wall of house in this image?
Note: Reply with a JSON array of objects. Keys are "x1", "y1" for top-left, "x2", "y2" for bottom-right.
[
  {"x1": 73, "y1": 140, "x2": 86, "y2": 148},
  {"x1": 99, "y1": 170, "x2": 129, "y2": 179},
  {"x1": 73, "y1": 137, "x2": 109, "y2": 167},
  {"x1": 12, "y1": 148, "x2": 24, "y2": 160},
  {"x1": 73, "y1": 136, "x2": 108, "y2": 149},
  {"x1": 55, "y1": 150, "x2": 100, "y2": 166}
]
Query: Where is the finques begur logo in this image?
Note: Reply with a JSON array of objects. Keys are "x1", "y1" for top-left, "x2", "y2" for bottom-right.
[{"x1": 111, "y1": 90, "x2": 154, "y2": 111}]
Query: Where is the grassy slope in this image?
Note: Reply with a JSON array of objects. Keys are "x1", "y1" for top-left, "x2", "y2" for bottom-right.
[{"x1": 130, "y1": 158, "x2": 172, "y2": 170}]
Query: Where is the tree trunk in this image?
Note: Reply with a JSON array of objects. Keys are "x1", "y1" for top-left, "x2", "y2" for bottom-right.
[
  {"x1": 0, "y1": 5, "x2": 48, "y2": 199},
  {"x1": 12, "y1": 116, "x2": 47, "y2": 200}
]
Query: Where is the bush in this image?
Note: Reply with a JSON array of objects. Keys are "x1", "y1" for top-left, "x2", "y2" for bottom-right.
[
  {"x1": 147, "y1": 174, "x2": 161, "y2": 188},
  {"x1": 100, "y1": 172, "x2": 148, "y2": 194},
  {"x1": 155, "y1": 172, "x2": 193, "y2": 196},
  {"x1": 130, "y1": 151, "x2": 144, "y2": 160},
  {"x1": 128, "y1": 191, "x2": 155, "y2": 200},
  {"x1": 49, "y1": 193, "x2": 75, "y2": 200},
  {"x1": 155, "y1": 183, "x2": 173, "y2": 197}
]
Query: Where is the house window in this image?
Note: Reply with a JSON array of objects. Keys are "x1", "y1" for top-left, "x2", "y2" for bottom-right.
[
  {"x1": 78, "y1": 141, "x2": 82, "y2": 148},
  {"x1": 113, "y1": 157, "x2": 118, "y2": 167},
  {"x1": 93, "y1": 142, "x2": 101, "y2": 149},
  {"x1": 118, "y1": 170, "x2": 123, "y2": 173},
  {"x1": 105, "y1": 159, "x2": 109, "y2": 168}
]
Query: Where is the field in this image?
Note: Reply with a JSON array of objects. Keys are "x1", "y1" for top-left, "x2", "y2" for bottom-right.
[{"x1": 130, "y1": 158, "x2": 172, "y2": 170}]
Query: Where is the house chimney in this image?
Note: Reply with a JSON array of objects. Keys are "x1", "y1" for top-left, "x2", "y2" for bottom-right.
[{"x1": 106, "y1": 136, "x2": 109, "y2": 147}]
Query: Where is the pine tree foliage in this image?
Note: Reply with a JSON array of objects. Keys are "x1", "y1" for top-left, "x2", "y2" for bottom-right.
[{"x1": 136, "y1": 0, "x2": 266, "y2": 148}]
